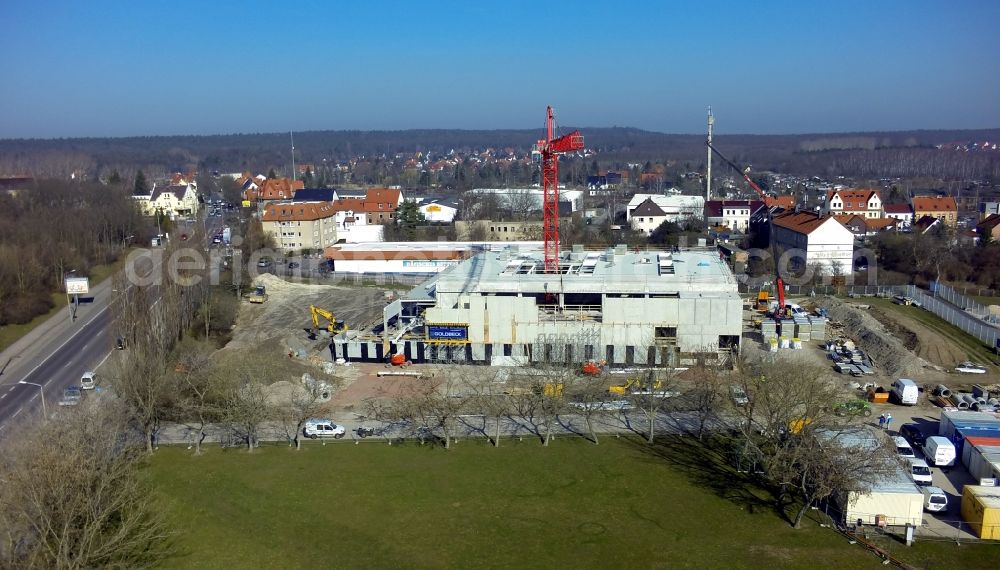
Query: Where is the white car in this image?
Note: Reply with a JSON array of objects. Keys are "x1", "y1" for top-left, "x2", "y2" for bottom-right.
[
  {"x1": 893, "y1": 436, "x2": 916, "y2": 459},
  {"x1": 730, "y1": 385, "x2": 749, "y2": 406},
  {"x1": 921, "y1": 486, "x2": 948, "y2": 513},
  {"x1": 80, "y1": 371, "x2": 96, "y2": 390},
  {"x1": 907, "y1": 457, "x2": 933, "y2": 486},
  {"x1": 303, "y1": 420, "x2": 346, "y2": 439}
]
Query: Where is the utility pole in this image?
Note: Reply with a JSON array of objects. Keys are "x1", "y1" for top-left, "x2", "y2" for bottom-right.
[
  {"x1": 290, "y1": 132, "x2": 296, "y2": 181},
  {"x1": 706, "y1": 106, "x2": 714, "y2": 202}
]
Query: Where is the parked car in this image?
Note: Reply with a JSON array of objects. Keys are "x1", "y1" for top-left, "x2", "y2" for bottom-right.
[
  {"x1": 921, "y1": 486, "x2": 948, "y2": 513},
  {"x1": 303, "y1": 420, "x2": 346, "y2": 439},
  {"x1": 923, "y1": 436, "x2": 956, "y2": 467},
  {"x1": 288, "y1": 262, "x2": 300, "y2": 269},
  {"x1": 729, "y1": 385, "x2": 749, "y2": 406},
  {"x1": 890, "y1": 378, "x2": 919, "y2": 406},
  {"x1": 59, "y1": 386, "x2": 83, "y2": 406},
  {"x1": 80, "y1": 371, "x2": 97, "y2": 390},
  {"x1": 893, "y1": 436, "x2": 916, "y2": 459},
  {"x1": 907, "y1": 457, "x2": 933, "y2": 485},
  {"x1": 256, "y1": 258, "x2": 272, "y2": 268},
  {"x1": 898, "y1": 423, "x2": 927, "y2": 448}
]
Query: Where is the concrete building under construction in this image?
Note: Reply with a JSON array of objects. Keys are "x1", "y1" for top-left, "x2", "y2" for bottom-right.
[{"x1": 331, "y1": 244, "x2": 743, "y2": 366}]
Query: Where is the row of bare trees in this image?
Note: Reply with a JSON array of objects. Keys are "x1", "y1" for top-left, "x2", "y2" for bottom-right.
[{"x1": 0, "y1": 179, "x2": 148, "y2": 325}]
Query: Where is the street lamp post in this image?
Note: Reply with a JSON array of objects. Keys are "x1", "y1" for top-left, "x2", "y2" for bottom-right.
[
  {"x1": 64, "y1": 269, "x2": 77, "y2": 323},
  {"x1": 18, "y1": 380, "x2": 47, "y2": 417}
]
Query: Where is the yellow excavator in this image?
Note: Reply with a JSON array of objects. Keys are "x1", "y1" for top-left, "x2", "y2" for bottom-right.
[
  {"x1": 309, "y1": 305, "x2": 345, "y2": 335},
  {"x1": 608, "y1": 375, "x2": 663, "y2": 395}
]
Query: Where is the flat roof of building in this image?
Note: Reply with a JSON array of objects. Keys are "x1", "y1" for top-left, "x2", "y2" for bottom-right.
[{"x1": 431, "y1": 246, "x2": 740, "y2": 295}]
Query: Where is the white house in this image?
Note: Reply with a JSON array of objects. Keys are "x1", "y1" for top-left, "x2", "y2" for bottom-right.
[
  {"x1": 419, "y1": 199, "x2": 459, "y2": 223},
  {"x1": 825, "y1": 189, "x2": 883, "y2": 219},
  {"x1": 883, "y1": 203, "x2": 914, "y2": 230},
  {"x1": 134, "y1": 183, "x2": 199, "y2": 218},
  {"x1": 704, "y1": 200, "x2": 766, "y2": 232},
  {"x1": 771, "y1": 210, "x2": 854, "y2": 275},
  {"x1": 630, "y1": 198, "x2": 669, "y2": 235},
  {"x1": 626, "y1": 194, "x2": 704, "y2": 222}
]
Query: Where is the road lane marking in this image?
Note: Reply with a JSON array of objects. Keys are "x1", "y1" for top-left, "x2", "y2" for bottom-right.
[
  {"x1": 94, "y1": 349, "x2": 114, "y2": 371},
  {"x1": 16, "y1": 304, "x2": 110, "y2": 388}
]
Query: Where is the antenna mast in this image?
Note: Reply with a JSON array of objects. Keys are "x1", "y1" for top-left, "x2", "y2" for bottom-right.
[
  {"x1": 290, "y1": 131, "x2": 296, "y2": 181},
  {"x1": 706, "y1": 106, "x2": 714, "y2": 201}
]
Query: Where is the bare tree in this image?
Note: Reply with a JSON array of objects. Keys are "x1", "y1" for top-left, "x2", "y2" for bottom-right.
[
  {"x1": 682, "y1": 366, "x2": 727, "y2": 441},
  {"x1": 110, "y1": 272, "x2": 175, "y2": 453},
  {"x1": 564, "y1": 371, "x2": 610, "y2": 445},
  {"x1": 173, "y1": 343, "x2": 221, "y2": 455},
  {"x1": 221, "y1": 365, "x2": 273, "y2": 452},
  {"x1": 505, "y1": 189, "x2": 537, "y2": 221},
  {"x1": 0, "y1": 403, "x2": 173, "y2": 568},
  {"x1": 626, "y1": 368, "x2": 681, "y2": 444}
]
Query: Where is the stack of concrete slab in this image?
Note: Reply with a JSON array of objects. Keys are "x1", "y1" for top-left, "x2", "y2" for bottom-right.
[
  {"x1": 810, "y1": 316, "x2": 827, "y2": 341},
  {"x1": 794, "y1": 315, "x2": 811, "y2": 341},
  {"x1": 761, "y1": 320, "x2": 777, "y2": 341},
  {"x1": 780, "y1": 319, "x2": 794, "y2": 338}
]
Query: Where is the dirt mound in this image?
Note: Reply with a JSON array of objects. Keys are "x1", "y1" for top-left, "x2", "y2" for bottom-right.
[{"x1": 819, "y1": 296, "x2": 929, "y2": 378}]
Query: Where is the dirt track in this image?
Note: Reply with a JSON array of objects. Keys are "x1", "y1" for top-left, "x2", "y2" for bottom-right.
[{"x1": 870, "y1": 305, "x2": 968, "y2": 369}]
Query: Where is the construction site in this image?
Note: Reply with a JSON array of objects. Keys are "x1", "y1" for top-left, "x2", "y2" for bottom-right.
[{"x1": 330, "y1": 244, "x2": 743, "y2": 366}]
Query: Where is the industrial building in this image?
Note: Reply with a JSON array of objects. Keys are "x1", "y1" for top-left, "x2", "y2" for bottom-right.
[{"x1": 332, "y1": 244, "x2": 743, "y2": 366}]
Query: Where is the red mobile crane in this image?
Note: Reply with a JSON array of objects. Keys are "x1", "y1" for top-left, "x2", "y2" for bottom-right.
[
  {"x1": 535, "y1": 106, "x2": 584, "y2": 273},
  {"x1": 706, "y1": 141, "x2": 786, "y2": 316}
]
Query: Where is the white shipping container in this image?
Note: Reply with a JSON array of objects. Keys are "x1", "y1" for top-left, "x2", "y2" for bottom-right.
[{"x1": 968, "y1": 447, "x2": 1000, "y2": 481}]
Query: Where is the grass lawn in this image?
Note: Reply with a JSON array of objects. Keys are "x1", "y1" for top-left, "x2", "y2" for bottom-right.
[
  {"x1": 148, "y1": 437, "x2": 893, "y2": 570},
  {"x1": 973, "y1": 295, "x2": 1000, "y2": 307},
  {"x1": 867, "y1": 298, "x2": 1000, "y2": 367},
  {"x1": 0, "y1": 256, "x2": 125, "y2": 353}
]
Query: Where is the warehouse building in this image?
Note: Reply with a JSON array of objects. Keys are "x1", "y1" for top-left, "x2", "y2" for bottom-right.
[{"x1": 332, "y1": 244, "x2": 743, "y2": 365}]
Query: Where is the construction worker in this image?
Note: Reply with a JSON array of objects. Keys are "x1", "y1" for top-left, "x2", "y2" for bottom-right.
[
  {"x1": 878, "y1": 414, "x2": 886, "y2": 429},
  {"x1": 885, "y1": 413, "x2": 893, "y2": 432}
]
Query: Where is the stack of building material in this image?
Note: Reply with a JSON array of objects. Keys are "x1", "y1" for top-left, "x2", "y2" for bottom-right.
[
  {"x1": 794, "y1": 315, "x2": 811, "y2": 341},
  {"x1": 768, "y1": 338, "x2": 778, "y2": 352},
  {"x1": 810, "y1": 316, "x2": 827, "y2": 341},
  {"x1": 761, "y1": 320, "x2": 777, "y2": 341},
  {"x1": 780, "y1": 319, "x2": 794, "y2": 337}
]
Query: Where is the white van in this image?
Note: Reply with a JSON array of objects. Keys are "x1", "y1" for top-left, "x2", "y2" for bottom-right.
[
  {"x1": 908, "y1": 458, "x2": 933, "y2": 485},
  {"x1": 891, "y1": 378, "x2": 919, "y2": 406},
  {"x1": 923, "y1": 436, "x2": 956, "y2": 467},
  {"x1": 303, "y1": 420, "x2": 346, "y2": 439},
  {"x1": 921, "y1": 486, "x2": 948, "y2": 512},
  {"x1": 80, "y1": 371, "x2": 97, "y2": 390},
  {"x1": 893, "y1": 436, "x2": 916, "y2": 459}
]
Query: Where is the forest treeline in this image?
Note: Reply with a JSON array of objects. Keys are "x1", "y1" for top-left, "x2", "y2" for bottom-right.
[
  {"x1": 0, "y1": 179, "x2": 147, "y2": 325},
  {"x1": 1, "y1": 127, "x2": 998, "y2": 183}
]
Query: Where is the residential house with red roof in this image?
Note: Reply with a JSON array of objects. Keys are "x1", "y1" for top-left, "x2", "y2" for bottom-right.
[
  {"x1": 771, "y1": 211, "x2": 854, "y2": 274},
  {"x1": 911, "y1": 196, "x2": 957, "y2": 227},
  {"x1": 825, "y1": 189, "x2": 883, "y2": 219},
  {"x1": 362, "y1": 187, "x2": 404, "y2": 224},
  {"x1": 261, "y1": 201, "x2": 339, "y2": 252}
]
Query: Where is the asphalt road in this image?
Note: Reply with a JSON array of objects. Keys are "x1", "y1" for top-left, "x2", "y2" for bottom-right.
[{"x1": 0, "y1": 213, "x2": 221, "y2": 436}]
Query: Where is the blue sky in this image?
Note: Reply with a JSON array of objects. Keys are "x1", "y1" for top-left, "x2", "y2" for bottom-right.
[{"x1": 1, "y1": 0, "x2": 998, "y2": 138}]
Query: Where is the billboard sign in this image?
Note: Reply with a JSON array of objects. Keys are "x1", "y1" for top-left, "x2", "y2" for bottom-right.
[
  {"x1": 427, "y1": 325, "x2": 468, "y2": 341},
  {"x1": 65, "y1": 277, "x2": 90, "y2": 295}
]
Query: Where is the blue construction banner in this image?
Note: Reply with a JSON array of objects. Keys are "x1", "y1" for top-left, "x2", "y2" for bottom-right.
[{"x1": 427, "y1": 325, "x2": 468, "y2": 340}]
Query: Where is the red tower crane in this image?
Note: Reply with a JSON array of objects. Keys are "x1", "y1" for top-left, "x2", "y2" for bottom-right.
[{"x1": 535, "y1": 106, "x2": 584, "y2": 273}]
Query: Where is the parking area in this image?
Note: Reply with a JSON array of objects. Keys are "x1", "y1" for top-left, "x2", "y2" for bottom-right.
[{"x1": 872, "y1": 402, "x2": 981, "y2": 540}]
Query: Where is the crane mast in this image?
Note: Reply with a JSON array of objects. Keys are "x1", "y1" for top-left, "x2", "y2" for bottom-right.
[{"x1": 535, "y1": 106, "x2": 584, "y2": 273}]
